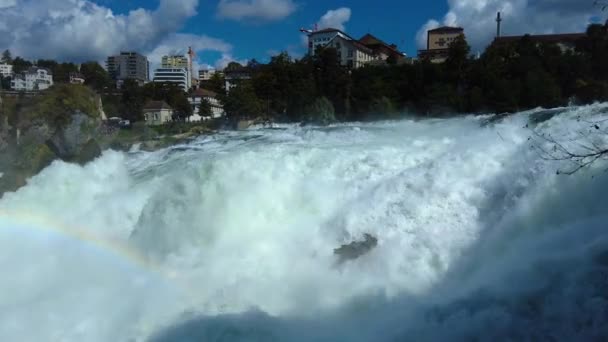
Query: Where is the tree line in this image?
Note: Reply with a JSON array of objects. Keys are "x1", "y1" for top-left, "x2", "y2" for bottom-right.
[
  {"x1": 216, "y1": 23, "x2": 608, "y2": 124},
  {"x1": 2, "y1": 22, "x2": 607, "y2": 125},
  {"x1": 0, "y1": 51, "x2": 196, "y2": 122}
]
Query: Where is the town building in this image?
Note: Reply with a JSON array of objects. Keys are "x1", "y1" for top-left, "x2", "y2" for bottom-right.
[
  {"x1": 153, "y1": 67, "x2": 190, "y2": 91},
  {"x1": 156, "y1": 55, "x2": 192, "y2": 90},
  {"x1": 307, "y1": 28, "x2": 377, "y2": 68},
  {"x1": 11, "y1": 67, "x2": 53, "y2": 91},
  {"x1": 188, "y1": 88, "x2": 225, "y2": 122},
  {"x1": 359, "y1": 34, "x2": 407, "y2": 64},
  {"x1": 224, "y1": 66, "x2": 251, "y2": 92},
  {"x1": 492, "y1": 33, "x2": 586, "y2": 52},
  {"x1": 0, "y1": 63, "x2": 13, "y2": 78},
  {"x1": 69, "y1": 72, "x2": 85, "y2": 84},
  {"x1": 106, "y1": 52, "x2": 149, "y2": 87},
  {"x1": 490, "y1": 11, "x2": 585, "y2": 53},
  {"x1": 143, "y1": 101, "x2": 173, "y2": 126},
  {"x1": 162, "y1": 55, "x2": 189, "y2": 69},
  {"x1": 199, "y1": 68, "x2": 222, "y2": 81},
  {"x1": 418, "y1": 26, "x2": 465, "y2": 63}
]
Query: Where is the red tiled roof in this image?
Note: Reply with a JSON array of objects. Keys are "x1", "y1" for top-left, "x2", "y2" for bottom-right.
[
  {"x1": 359, "y1": 33, "x2": 404, "y2": 56},
  {"x1": 143, "y1": 101, "x2": 172, "y2": 111},
  {"x1": 192, "y1": 88, "x2": 217, "y2": 98}
]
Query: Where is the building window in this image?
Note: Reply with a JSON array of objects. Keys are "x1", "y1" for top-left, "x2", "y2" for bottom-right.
[
  {"x1": 347, "y1": 49, "x2": 353, "y2": 57},
  {"x1": 347, "y1": 60, "x2": 354, "y2": 68}
]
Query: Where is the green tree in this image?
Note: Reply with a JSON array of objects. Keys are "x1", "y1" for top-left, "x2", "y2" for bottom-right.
[
  {"x1": 369, "y1": 96, "x2": 397, "y2": 117},
  {"x1": 0, "y1": 76, "x2": 11, "y2": 90},
  {"x1": 285, "y1": 58, "x2": 317, "y2": 122},
  {"x1": 198, "y1": 98, "x2": 212, "y2": 117},
  {"x1": 223, "y1": 81, "x2": 263, "y2": 120},
  {"x1": 1, "y1": 50, "x2": 12, "y2": 64},
  {"x1": 313, "y1": 47, "x2": 350, "y2": 118},
  {"x1": 206, "y1": 72, "x2": 226, "y2": 96},
  {"x1": 120, "y1": 79, "x2": 144, "y2": 121},
  {"x1": 36, "y1": 60, "x2": 78, "y2": 83},
  {"x1": 12, "y1": 57, "x2": 32, "y2": 74},
  {"x1": 80, "y1": 62, "x2": 111, "y2": 92},
  {"x1": 251, "y1": 52, "x2": 295, "y2": 119},
  {"x1": 25, "y1": 84, "x2": 99, "y2": 128},
  {"x1": 225, "y1": 61, "x2": 244, "y2": 72},
  {"x1": 445, "y1": 35, "x2": 471, "y2": 84},
  {"x1": 303, "y1": 97, "x2": 336, "y2": 125}
]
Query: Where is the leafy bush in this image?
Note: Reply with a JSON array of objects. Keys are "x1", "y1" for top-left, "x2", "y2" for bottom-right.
[
  {"x1": 303, "y1": 97, "x2": 336, "y2": 125},
  {"x1": 369, "y1": 96, "x2": 397, "y2": 118},
  {"x1": 27, "y1": 84, "x2": 99, "y2": 128}
]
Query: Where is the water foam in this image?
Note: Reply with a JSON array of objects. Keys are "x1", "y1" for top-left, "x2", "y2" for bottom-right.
[{"x1": 1, "y1": 104, "x2": 607, "y2": 341}]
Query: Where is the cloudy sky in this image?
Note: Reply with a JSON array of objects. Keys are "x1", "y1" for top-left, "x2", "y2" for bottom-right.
[{"x1": 0, "y1": 0, "x2": 604, "y2": 70}]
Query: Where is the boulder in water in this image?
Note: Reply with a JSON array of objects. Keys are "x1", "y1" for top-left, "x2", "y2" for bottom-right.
[
  {"x1": 72, "y1": 139, "x2": 102, "y2": 166},
  {"x1": 334, "y1": 233, "x2": 378, "y2": 264}
]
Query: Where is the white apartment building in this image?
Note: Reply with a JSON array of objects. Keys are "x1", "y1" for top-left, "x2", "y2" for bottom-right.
[
  {"x1": 162, "y1": 55, "x2": 194, "y2": 87},
  {"x1": 199, "y1": 68, "x2": 219, "y2": 81},
  {"x1": 307, "y1": 28, "x2": 377, "y2": 68},
  {"x1": 188, "y1": 88, "x2": 225, "y2": 121},
  {"x1": 162, "y1": 55, "x2": 189, "y2": 69},
  {"x1": 11, "y1": 67, "x2": 53, "y2": 91},
  {"x1": 152, "y1": 67, "x2": 190, "y2": 91},
  {"x1": 106, "y1": 52, "x2": 149, "y2": 86},
  {"x1": 0, "y1": 63, "x2": 13, "y2": 78}
]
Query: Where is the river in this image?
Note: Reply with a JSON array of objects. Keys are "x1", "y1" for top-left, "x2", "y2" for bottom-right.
[{"x1": 1, "y1": 104, "x2": 607, "y2": 341}]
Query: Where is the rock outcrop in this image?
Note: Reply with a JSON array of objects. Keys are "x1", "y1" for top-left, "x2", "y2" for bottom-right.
[
  {"x1": 0, "y1": 110, "x2": 103, "y2": 197},
  {"x1": 46, "y1": 112, "x2": 102, "y2": 164}
]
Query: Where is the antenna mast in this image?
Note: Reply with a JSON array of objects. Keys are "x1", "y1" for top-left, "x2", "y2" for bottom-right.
[
  {"x1": 187, "y1": 46, "x2": 196, "y2": 88},
  {"x1": 496, "y1": 12, "x2": 502, "y2": 38}
]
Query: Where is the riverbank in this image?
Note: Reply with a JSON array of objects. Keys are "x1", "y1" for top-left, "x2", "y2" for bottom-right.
[
  {"x1": 0, "y1": 85, "x2": 219, "y2": 196},
  {"x1": 0, "y1": 118, "x2": 219, "y2": 196},
  {"x1": 98, "y1": 121, "x2": 219, "y2": 152}
]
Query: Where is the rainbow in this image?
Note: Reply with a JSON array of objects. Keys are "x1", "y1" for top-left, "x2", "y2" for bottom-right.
[{"x1": 0, "y1": 209, "x2": 177, "y2": 280}]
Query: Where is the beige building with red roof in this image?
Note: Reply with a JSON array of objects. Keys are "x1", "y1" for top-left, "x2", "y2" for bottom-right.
[
  {"x1": 418, "y1": 26, "x2": 466, "y2": 63},
  {"x1": 143, "y1": 101, "x2": 173, "y2": 126},
  {"x1": 188, "y1": 88, "x2": 224, "y2": 122}
]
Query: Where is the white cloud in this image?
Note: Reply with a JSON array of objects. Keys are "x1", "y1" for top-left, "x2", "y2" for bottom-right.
[
  {"x1": 297, "y1": 7, "x2": 352, "y2": 48},
  {"x1": 214, "y1": 53, "x2": 248, "y2": 70},
  {"x1": 416, "y1": 0, "x2": 598, "y2": 51},
  {"x1": 0, "y1": 0, "x2": 16, "y2": 9},
  {"x1": 0, "y1": 0, "x2": 218, "y2": 63},
  {"x1": 416, "y1": 19, "x2": 440, "y2": 49},
  {"x1": 147, "y1": 33, "x2": 234, "y2": 73},
  {"x1": 318, "y1": 7, "x2": 351, "y2": 31},
  {"x1": 217, "y1": 0, "x2": 296, "y2": 22}
]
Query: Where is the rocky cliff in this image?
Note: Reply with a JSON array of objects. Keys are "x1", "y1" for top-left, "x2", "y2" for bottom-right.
[{"x1": 0, "y1": 85, "x2": 103, "y2": 196}]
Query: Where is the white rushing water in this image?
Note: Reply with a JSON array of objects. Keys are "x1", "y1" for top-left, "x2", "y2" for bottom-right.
[{"x1": 1, "y1": 104, "x2": 607, "y2": 341}]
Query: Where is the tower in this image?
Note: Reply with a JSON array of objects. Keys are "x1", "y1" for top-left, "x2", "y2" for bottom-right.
[{"x1": 496, "y1": 12, "x2": 502, "y2": 38}]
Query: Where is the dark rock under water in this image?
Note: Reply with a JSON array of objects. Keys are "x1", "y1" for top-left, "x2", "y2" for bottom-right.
[{"x1": 333, "y1": 233, "x2": 378, "y2": 264}]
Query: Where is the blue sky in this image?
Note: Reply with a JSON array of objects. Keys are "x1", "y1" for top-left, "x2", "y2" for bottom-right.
[
  {"x1": 0, "y1": 0, "x2": 602, "y2": 69},
  {"x1": 106, "y1": 0, "x2": 448, "y2": 64}
]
